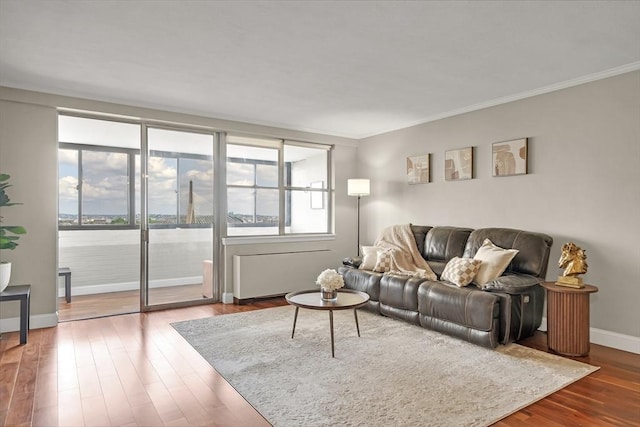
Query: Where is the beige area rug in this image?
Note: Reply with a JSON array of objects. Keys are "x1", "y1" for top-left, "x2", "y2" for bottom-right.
[{"x1": 172, "y1": 306, "x2": 598, "y2": 427}]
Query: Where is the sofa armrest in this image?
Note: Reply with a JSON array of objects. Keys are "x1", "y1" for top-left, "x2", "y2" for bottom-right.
[
  {"x1": 342, "y1": 256, "x2": 362, "y2": 268},
  {"x1": 482, "y1": 274, "x2": 542, "y2": 294}
]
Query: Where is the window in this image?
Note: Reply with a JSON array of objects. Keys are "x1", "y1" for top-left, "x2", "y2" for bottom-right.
[
  {"x1": 58, "y1": 145, "x2": 138, "y2": 227},
  {"x1": 227, "y1": 142, "x2": 280, "y2": 235},
  {"x1": 146, "y1": 127, "x2": 215, "y2": 228},
  {"x1": 226, "y1": 135, "x2": 331, "y2": 236},
  {"x1": 147, "y1": 151, "x2": 214, "y2": 227},
  {"x1": 59, "y1": 115, "x2": 332, "y2": 236},
  {"x1": 59, "y1": 117, "x2": 215, "y2": 229},
  {"x1": 284, "y1": 144, "x2": 329, "y2": 234},
  {"x1": 58, "y1": 116, "x2": 139, "y2": 228}
]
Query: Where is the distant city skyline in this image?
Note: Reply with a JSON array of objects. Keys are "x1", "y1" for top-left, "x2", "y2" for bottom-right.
[{"x1": 58, "y1": 212, "x2": 278, "y2": 226}]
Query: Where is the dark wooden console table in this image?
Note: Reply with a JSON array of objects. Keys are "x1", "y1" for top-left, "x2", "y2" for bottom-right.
[{"x1": 0, "y1": 284, "x2": 31, "y2": 344}]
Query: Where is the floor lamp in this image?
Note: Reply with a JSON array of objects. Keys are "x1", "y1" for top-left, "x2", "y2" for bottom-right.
[{"x1": 347, "y1": 178, "x2": 370, "y2": 256}]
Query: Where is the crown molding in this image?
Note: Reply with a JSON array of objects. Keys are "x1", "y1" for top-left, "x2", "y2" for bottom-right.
[{"x1": 359, "y1": 62, "x2": 640, "y2": 140}]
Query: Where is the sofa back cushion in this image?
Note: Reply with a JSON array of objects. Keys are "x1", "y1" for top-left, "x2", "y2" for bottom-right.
[
  {"x1": 410, "y1": 224, "x2": 432, "y2": 256},
  {"x1": 463, "y1": 228, "x2": 553, "y2": 278},
  {"x1": 424, "y1": 226, "x2": 473, "y2": 262}
]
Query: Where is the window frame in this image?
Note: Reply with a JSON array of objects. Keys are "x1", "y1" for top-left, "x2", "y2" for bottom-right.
[
  {"x1": 58, "y1": 143, "x2": 215, "y2": 230},
  {"x1": 58, "y1": 142, "x2": 138, "y2": 230},
  {"x1": 226, "y1": 156, "x2": 290, "y2": 230},
  {"x1": 225, "y1": 137, "x2": 333, "y2": 237}
]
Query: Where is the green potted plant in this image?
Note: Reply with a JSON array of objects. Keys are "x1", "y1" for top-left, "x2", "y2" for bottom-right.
[{"x1": 0, "y1": 174, "x2": 27, "y2": 292}]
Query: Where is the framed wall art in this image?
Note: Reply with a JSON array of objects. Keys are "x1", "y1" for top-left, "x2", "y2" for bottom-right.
[
  {"x1": 444, "y1": 147, "x2": 473, "y2": 181},
  {"x1": 407, "y1": 154, "x2": 430, "y2": 184},
  {"x1": 492, "y1": 138, "x2": 528, "y2": 177}
]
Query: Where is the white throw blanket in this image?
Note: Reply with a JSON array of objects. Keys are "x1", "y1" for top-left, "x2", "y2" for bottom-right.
[{"x1": 373, "y1": 224, "x2": 437, "y2": 280}]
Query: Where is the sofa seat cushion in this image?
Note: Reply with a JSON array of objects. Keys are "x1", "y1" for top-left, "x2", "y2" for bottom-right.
[
  {"x1": 418, "y1": 281, "x2": 499, "y2": 332},
  {"x1": 483, "y1": 273, "x2": 542, "y2": 294},
  {"x1": 378, "y1": 274, "x2": 425, "y2": 324},
  {"x1": 380, "y1": 274, "x2": 424, "y2": 311}
]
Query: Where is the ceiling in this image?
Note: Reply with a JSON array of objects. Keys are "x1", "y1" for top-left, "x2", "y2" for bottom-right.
[{"x1": 1, "y1": 1, "x2": 639, "y2": 139}]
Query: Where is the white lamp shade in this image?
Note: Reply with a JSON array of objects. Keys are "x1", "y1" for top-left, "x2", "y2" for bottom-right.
[{"x1": 348, "y1": 179, "x2": 370, "y2": 196}]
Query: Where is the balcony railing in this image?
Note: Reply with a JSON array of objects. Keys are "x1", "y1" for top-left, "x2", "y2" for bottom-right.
[{"x1": 58, "y1": 228, "x2": 213, "y2": 296}]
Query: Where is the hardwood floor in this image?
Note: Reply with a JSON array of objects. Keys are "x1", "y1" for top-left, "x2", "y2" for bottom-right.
[
  {"x1": 1, "y1": 299, "x2": 639, "y2": 426},
  {"x1": 58, "y1": 285, "x2": 206, "y2": 322}
]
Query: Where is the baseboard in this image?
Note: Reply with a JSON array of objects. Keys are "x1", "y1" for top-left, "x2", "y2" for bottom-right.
[
  {"x1": 58, "y1": 276, "x2": 202, "y2": 297},
  {"x1": 222, "y1": 292, "x2": 234, "y2": 304},
  {"x1": 539, "y1": 317, "x2": 639, "y2": 355},
  {"x1": 0, "y1": 312, "x2": 58, "y2": 333},
  {"x1": 590, "y1": 327, "x2": 640, "y2": 354}
]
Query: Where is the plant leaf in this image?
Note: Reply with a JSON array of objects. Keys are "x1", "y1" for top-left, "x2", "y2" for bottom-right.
[
  {"x1": 0, "y1": 226, "x2": 26, "y2": 234},
  {"x1": 0, "y1": 239, "x2": 18, "y2": 250}
]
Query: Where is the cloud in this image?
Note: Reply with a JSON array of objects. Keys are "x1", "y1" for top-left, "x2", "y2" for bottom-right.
[
  {"x1": 227, "y1": 162, "x2": 254, "y2": 185},
  {"x1": 148, "y1": 157, "x2": 177, "y2": 179},
  {"x1": 58, "y1": 149, "x2": 77, "y2": 164},
  {"x1": 58, "y1": 175, "x2": 78, "y2": 214},
  {"x1": 83, "y1": 151, "x2": 128, "y2": 174}
]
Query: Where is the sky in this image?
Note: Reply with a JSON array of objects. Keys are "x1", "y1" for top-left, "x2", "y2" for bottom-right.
[{"x1": 58, "y1": 150, "x2": 219, "y2": 216}]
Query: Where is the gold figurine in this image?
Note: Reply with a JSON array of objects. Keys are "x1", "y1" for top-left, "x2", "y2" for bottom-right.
[{"x1": 556, "y1": 242, "x2": 588, "y2": 288}]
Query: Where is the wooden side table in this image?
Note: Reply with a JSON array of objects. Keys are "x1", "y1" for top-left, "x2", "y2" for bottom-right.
[{"x1": 541, "y1": 282, "x2": 598, "y2": 356}]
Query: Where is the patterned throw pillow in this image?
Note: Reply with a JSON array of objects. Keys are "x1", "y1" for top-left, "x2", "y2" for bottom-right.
[
  {"x1": 441, "y1": 257, "x2": 482, "y2": 287},
  {"x1": 373, "y1": 249, "x2": 393, "y2": 273}
]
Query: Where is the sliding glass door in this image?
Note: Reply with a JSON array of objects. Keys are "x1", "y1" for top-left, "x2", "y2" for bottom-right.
[
  {"x1": 142, "y1": 126, "x2": 217, "y2": 309},
  {"x1": 58, "y1": 115, "x2": 142, "y2": 320}
]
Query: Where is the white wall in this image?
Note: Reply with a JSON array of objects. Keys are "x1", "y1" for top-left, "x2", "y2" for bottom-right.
[
  {"x1": 0, "y1": 100, "x2": 58, "y2": 328},
  {"x1": 357, "y1": 71, "x2": 640, "y2": 342}
]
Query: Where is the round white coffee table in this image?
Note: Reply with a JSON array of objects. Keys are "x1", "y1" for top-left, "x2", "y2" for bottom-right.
[{"x1": 285, "y1": 289, "x2": 370, "y2": 357}]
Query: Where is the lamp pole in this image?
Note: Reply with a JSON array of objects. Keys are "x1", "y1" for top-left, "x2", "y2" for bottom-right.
[
  {"x1": 348, "y1": 178, "x2": 370, "y2": 257},
  {"x1": 356, "y1": 195, "x2": 361, "y2": 256}
]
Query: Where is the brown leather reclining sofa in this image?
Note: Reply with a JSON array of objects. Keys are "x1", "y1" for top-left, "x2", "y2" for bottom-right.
[{"x1": 339, "y1": 226, "x2": 553, "y2": 348}]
